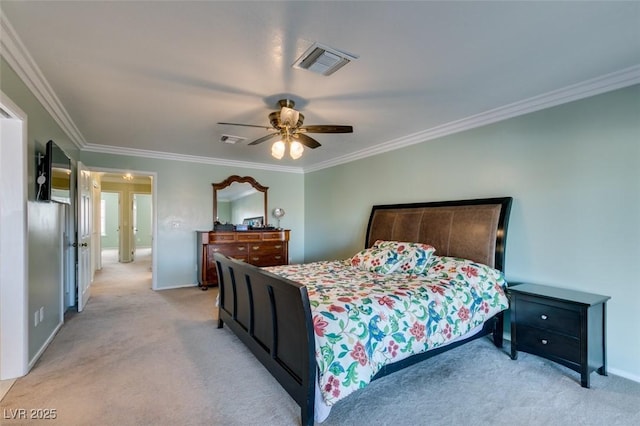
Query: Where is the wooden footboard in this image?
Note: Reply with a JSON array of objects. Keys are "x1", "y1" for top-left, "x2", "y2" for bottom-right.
[
  {"x1": 215, "y1": 252, "x2": 505, "y2": 426},
  {"x1": 214, "y1": 253, "x2": 316, "y2": 426}
]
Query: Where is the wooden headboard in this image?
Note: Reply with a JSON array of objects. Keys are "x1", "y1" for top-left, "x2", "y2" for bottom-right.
[{"x1": 365, "y1": 197, "x2": 513, "y2": 271}]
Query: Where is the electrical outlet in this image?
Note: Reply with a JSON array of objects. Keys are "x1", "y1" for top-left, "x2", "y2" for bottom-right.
[
  {"x1": 40, "y1": 306, "x2": 44, "y2": 321},
  {"x1": 34, "y1": 311, "x2": 39, "y2": 327}
]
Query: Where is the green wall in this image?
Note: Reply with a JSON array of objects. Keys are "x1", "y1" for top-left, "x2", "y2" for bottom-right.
[
  {"x1": 1, "y1": 57, "x2": 77, "y2": 364},
  {"x1": 135, "y1": 194, "x2": 152, "y2": 247},
  {"x1": 304, "y1": 85, "x2": 640, "y2": 381},
  {"x1": 101, "y1": 192, "x2": 119, "y2": 249}
]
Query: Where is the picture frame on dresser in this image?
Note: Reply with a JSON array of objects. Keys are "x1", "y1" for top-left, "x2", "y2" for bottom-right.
[{"x1": 243, "y1": 216, "x2": 264, "y2": 227}]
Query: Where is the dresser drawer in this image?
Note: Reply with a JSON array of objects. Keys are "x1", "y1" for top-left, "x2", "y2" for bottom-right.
[
  {"x1": 261, "y1": 231, "x2": 286, "y2": 240},
  {"x1": 209, "y1": 233, "x2": 236, "y2": 243},
  {"x1": 197, "y1": 230, "x2": 289, "y2": 289},
  {"x1": 248, "y1": 242, "x2": 285, "y2": 255},
  {"x1": 516, "y1": 325, "x2": 580, "y2": 364},
  {"x1": 237, "y1": 233, "x2": 262, "y2": 242},
  {"x1": 517, "y1": 299, "x2": 580, "y2": 337},
  {"x1": 248, "y1": 253, "x2": 286, "y2": 266},
  {"x1": 208, "y1": 243, "x2": 247, "y2": 256}
]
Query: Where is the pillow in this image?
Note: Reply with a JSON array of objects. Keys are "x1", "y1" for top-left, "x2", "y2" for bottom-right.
[
  {"x1": 372, "y1": 240, "x2": 436, "y2": 275},
  {"x1": 349, "y1": 247, "x2": 406, "y2": 274}
]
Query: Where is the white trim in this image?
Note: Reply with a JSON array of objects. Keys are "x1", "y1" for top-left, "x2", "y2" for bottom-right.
[
  {"x1": 82, "y1": 143, "x2": 304, "y2": 174},
  {"x1": 0, "y1": 14, "x2": 86, "y2": 150},
  {"x1": 304, "y1": 65, "x2": 640, "y2": 173},
  {"x1": 28, "y1": 323, "x2": 63, "y2": 370},
  {"x1": 0, "y1": 91, "x2": 29, "y2": 380},
  {"x1": 0, "y1": 378, "x2": 16, "y2": 402},
  {"x1": 608, "y1": 367, "x2": 640, "y2": 384},
  {"x1": 156, "y1": 283, "x2": 200, "y2": 291}
]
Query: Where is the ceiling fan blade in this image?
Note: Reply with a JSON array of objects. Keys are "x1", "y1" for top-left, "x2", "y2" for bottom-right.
[
  {"x1": 294, "y1": 133, "x2": 321, "y2": 149},
  {"x1": 248, "y1": 133, "x2": 281, "y2": 145},
  {"x1": 299, "y1": 125, "x2": 353, "y2": 134},
  {"x1": 218, "y1": 122, "x2": 272, "y2": 130}
]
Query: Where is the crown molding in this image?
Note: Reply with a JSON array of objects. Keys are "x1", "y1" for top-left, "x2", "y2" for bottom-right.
[
  {"x1": 3, "y1": 11, "x2": 638, "y2": 174},
  {"x1": 0, "y1": 14, "x2": 86, "y2": 150},
  {"x1": 303, "y1": 65, "x2": 640, "y2": 173},
  {"x1": 82, "y1": 143, "x2": 304, "y2": 174}
]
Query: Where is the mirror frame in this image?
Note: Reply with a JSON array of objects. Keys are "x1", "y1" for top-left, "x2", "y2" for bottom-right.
[{"x1": 212, "y1": 175, "x2": 268, "y2": 226}]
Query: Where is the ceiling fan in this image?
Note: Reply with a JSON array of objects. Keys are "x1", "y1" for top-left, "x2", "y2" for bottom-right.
[{"x1": 218, "y1": 99, "x2": 353, "y2": 159}]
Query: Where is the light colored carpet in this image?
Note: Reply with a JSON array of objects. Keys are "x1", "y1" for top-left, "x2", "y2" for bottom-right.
[{"x1": 1, "y1": 252, "x2": 638, "y2": 425}]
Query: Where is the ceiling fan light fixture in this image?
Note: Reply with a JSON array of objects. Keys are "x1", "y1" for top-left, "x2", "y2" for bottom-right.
[
  {"x1": 280, "y1": 106, "x2": 300, "y2": 127},
  {"x1": 289, "y1": 141, "x2": 304, "y2": 160},
  {"x1": 292, "y1": 42, "x2": 358, "y2": 76},
  {"x1": 271, "y1": 140, "x2": 285, "y2": 159}
]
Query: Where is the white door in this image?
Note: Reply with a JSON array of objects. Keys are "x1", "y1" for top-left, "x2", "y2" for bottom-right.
[{"x1": 77, "y1": 162, "x2": 92, "y2": 312}]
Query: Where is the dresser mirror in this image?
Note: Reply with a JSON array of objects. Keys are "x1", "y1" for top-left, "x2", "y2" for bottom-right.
[{"x1": 213, "y1": 176, "x2": 268, "y2": 227}]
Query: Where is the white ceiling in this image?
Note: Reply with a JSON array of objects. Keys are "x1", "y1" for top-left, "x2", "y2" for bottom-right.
[{"x1": 2, "y1": 1, "x2": 639, "y2": 172}]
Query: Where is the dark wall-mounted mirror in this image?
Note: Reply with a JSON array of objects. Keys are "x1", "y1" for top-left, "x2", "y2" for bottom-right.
[{"x1": 213, "y1": 176, "x2": 268, "y2": 227}]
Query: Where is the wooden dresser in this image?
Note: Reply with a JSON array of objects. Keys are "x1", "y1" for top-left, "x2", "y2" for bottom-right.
[{"x1": 196, "y1": 230, "x2": 290, "y2": 289}]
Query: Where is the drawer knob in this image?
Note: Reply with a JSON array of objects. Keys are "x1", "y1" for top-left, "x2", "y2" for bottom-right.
[
  {"x1": 275, "y1": 245, "x2": 282, "y2": 249},
  {"x1": 238, "y1": 247, "x2": 245, "y2": 251},
  {"x1": 275, "y1": 256, "x2": 281, "y2": 260},
  {"x1": 540, "y1": 314, "x2": 548, "y2": 320},
  {"x1": 541, "y1": 339, "x2": 548, "y2": 345},
  {"x1": 252, "y1": 246, "x2": 260, "y2": 250}
]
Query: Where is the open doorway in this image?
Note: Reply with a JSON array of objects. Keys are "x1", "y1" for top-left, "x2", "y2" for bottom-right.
[
  {"x1": 91, "y1": 170, "x2": 156, "y2": 290},
  {"x1": 98, "y1": 173, "x2": 153, "y2": 273}
]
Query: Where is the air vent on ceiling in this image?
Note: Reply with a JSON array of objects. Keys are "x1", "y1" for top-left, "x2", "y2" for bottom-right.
[
  {"x1": 292, "y1": 43, "x2": 358, "y2": 76},
  {"x1": 220, "y1": 134, "x2": 247, "y2": 144}
]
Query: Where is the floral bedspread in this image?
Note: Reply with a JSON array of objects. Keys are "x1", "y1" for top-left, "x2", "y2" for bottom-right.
[{"x1": 266, "y1": 256, "x2": 509, "y2": 406}]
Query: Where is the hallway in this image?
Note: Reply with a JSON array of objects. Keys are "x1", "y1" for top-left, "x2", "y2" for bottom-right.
[{"x1": 97, "y1": 248, "x2": 152, "y2": 290}]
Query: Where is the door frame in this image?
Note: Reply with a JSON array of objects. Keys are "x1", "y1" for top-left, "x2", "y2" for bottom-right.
[
  {"x1": 130, "y1": 192, "x2": 153, "y2": 261},
  {"x1": 0, "y1": 91, "x2": 29, "y2": 379},
  {"x1": 87, "y1": 167, "x2": 158, "y2": 290}
]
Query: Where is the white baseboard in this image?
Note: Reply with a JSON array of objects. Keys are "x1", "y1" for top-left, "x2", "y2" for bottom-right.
[
  {"x1": 155, "y1": 283, "x2": 200, "y2": 291},
  {"x1": 607, "y1": 367, "x2": 640, "y2": 384},
  {"x1": 0, "y1": 378, "x2": 16, "y2": 402},
  {"x1": 28, "y1": 321, "x2": 63, "y2": 370}
]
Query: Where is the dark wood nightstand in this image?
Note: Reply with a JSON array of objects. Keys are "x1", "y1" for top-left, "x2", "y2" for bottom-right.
[{"x1": 509, "y1": 283, "x2": 610, "y2": 388}]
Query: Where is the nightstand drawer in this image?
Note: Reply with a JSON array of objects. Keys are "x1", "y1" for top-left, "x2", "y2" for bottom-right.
[
  {"x1": 517, "y1": 325, "x2": 580, "y2": 364},
  {"x1": 517, "y1": 300, "x2": 580, "y2": 337}
]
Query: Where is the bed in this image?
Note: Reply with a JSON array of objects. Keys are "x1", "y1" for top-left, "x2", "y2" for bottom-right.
[{"x1": 214, "y1": 197, "x2": 512, "y2": 425}]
